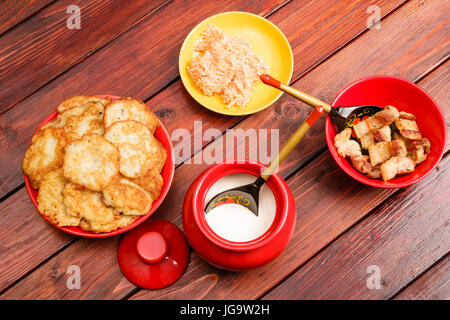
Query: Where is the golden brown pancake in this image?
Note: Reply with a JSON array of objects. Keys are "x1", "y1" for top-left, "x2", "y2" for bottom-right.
[
  {"x1": 37, "y1": 169, "x2": 80, "y2": 227},
  {"x1": 103, "y1": 177, "x2": 153, "y2": 216},
  {"x1": 63, "y1": 182, "x2": 118, "y2": 226},
  {"x1": 57, "y1": 95, "x2": 110, "y2": 113},
  {"x1": 103, "y1": 98, "x2": 159, "y2": 133},
  {"x1": 22, "y1": 127, "x2": 68, "y2": 189},
  {"x1": 63, "y1": 134, "x2": 119, "y2": 191},
  {"x1": 104, "y1": 120, "x2": 165, "y2": 178}
]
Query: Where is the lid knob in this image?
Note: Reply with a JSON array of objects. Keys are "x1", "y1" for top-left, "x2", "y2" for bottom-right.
[
  {"x1": 118, "y1": 219, "x2": 188, "y2": 289},
  {"x1": 136, "y1": 231, "x2": 168, "y2": 264}
]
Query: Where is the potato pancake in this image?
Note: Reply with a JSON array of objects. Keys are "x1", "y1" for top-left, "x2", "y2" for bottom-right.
[
  {"x1": 63, "y1": 182, "x2": 118, "y2": 225},
  {"x1": 57, "y1": 95, "x2": 110, "y2": 113},
  {"x1": 103, "y1": 177, "x2": 153, "y2": 215},
  {"x1": 37, "y1": 169, "x2": 80, "y2": 227},
  {"x1": 22, "y1": 127, "x2": 68, "y2": 189},
  {"x1": 63, "y1": 134, "x2": 119, "y2": 191},
  {"x1": 103, "y1": 98, "x2": 159, "y2": 133},
  {"x1": 104, "y1": 121, "x2": 165, "y2": 178}
]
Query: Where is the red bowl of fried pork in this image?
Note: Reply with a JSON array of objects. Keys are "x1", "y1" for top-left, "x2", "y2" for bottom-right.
[{"x1": 325, "y1": 75, "x2": 446, "y2": 188}]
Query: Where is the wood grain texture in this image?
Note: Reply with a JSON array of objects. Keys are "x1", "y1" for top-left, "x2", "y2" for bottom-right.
[
  {"x1": 0, "y1": 0, "x2": 170, "y2": 113},
  {"x1": 394, "y1": 254, "x2": 449, "y2": 300},
  {"x1": 0, "y1": 0, "x2": 54, "y2": 35},
  {"x1": 0, "y1": 0, "x2": 287, "y2": 199},
  {"x1": 416, "y1": 59, "x2": 450, "y2": 151},
  {"x1": 1, "y1": 0, "x2": 448, "y2": 300},
  {"x1": 0, "y1": 0, "x2": 407, "y2": 199},
  {"x1": 263, "y1": 155, "x2": 449, "y2": 300},
  {"x1": 0, "y1": 188, "x2": 74, "y2": 292},
  {"x1": 0, "y1": 149, "x2": 395, "y2": 299}
]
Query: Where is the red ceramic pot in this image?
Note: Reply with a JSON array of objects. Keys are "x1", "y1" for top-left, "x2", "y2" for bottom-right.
[
  {"x1": 325, "y1": 75, "x2": 447, "y2": 188},
  {"x1": 24, "y1": 95, "x2": 175, "y2": 237},
  {"x1": 182, "y1": 160, "x2": 296, "y2": 271}
]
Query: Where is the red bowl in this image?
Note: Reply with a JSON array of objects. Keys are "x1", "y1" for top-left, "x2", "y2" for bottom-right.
[
  {"x1": 24, "y1": 95, "x2": 175, "y2": 237},
  {"x1": 182, "y1": 160, "x2": 296, "y2": 271},
  {"x1": 325, "y1": 75, "x2": 447, "y2": 188}
]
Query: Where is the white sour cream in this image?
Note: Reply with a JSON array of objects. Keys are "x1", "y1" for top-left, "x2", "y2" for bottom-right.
[{"x1": 204, "y1": 173, "x2": 276, "y2": 242}]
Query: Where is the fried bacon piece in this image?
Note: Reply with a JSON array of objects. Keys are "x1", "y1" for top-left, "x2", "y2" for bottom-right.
[
  {"x1": 353, "y1": 105, "x2": 399, "y2": 139},
  {"x1": 335, "y1": 129, "x2": 375, "y2": 175},
  {"x1": 334, "y1": 128, "x2": 362, "y2": 158},
  {"x1": 409, "y1": 138, "x2": 431, "y2": 164},
  {"x1": 368, "y1": 140, "x2": 407, "y2": 167},
  {"x1": 350, "y1": 155, "x2": 373, "y2": 174},
  {"x1": 360, "y1": 125, "x2": 391, "y2": 149},
  {"x1": 413, "y1": 138, "x2": 431, "y2": 153},
  {"x1": 380, "y1": 156, "x2": 415, "y2": 181},
  {"x1": 395, "y1": 111, "x2": 422, "y2": 140},
  {"x1": 367, "y1": 166, "x2": 381, "y2": 179}
]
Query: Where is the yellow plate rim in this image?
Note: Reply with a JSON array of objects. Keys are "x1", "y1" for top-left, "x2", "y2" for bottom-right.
[{"x1": 178, "y1": 11, "x2": 294, "y2": 116}]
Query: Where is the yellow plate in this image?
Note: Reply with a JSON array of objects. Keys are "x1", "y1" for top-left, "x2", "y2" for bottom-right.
[{"x1": 179, "y1": 11, "x2": 293, "y2": 116}]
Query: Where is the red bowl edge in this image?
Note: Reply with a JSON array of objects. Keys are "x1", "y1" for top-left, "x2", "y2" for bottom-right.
[{"x1": 325, "y1": 75, "x2": 447, "y2": 189}]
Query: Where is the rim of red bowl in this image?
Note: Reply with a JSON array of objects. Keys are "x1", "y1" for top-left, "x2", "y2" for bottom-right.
[
  {"x1": 190, "y1": 160, "x2": 290, "y2": 252},
  {"x1": 325, "y1": 75, "x2": 447, "y2": 188},
  {"x1": 24, "y1": 95, "x2": 175, "y2": 238}
]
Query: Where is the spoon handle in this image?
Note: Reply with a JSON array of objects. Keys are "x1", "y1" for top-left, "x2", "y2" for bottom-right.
[
  {"x1": 261, "y1": 105, "x2": 324, "y2": 180},
  {"x1": 260, "y1": 74, "x2": 332, "y2": 113}
]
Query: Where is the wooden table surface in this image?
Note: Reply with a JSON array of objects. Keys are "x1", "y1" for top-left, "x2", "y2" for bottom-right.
[{"x1": 0, "y1": 0, "x2": 448, "y2": 300}]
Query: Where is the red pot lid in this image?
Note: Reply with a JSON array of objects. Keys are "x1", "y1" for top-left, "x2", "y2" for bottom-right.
[{"x1": 117, "y1": 219, "x2": 189, "y2": 289}]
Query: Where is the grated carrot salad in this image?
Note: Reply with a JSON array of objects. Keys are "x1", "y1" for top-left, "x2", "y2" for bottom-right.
[{"x1": 187, "y1": 23, "x2": 269, "y2": 108}]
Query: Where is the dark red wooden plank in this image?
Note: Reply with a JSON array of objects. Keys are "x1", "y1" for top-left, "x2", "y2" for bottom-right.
[
  {"x1": 394, "y1": 254, "x2": 449, "y2": 300},
  {"x1": 262, "y1": 155, "x2": 449, "y2": 300},
  {"x1": 1, "y1": 0, "x2": 447, "y2": 300},
  {"x1": 0, "y1": 0, "x2": 407, "y2": 199},
  {"x1": 416, "y1": 60, "x2": 450, "y2": 151},
  {"x1": 0, "y1": 0, "x2": 54, "y2": 35},
  {"x1": 0, "y1": 0, "x2": 170, "y2": 114},
  {"x1": 0, "y1": 188, "x2": 74, "y2": 292}
]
